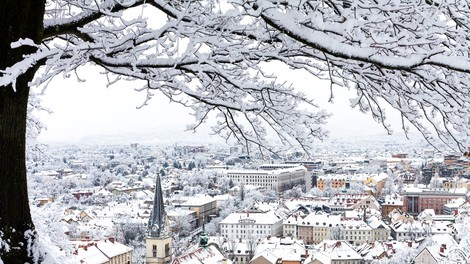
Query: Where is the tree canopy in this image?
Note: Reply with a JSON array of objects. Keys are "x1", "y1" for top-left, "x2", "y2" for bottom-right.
[{"x1": 2, "y1": 0, "x2": 467, "y2": 154}]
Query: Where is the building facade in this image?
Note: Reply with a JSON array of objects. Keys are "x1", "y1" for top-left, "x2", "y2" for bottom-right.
[
  {"x1": 175, "y1": 195, "x2": 217, "y2": 227},
  {"x1": 402, "y1": 186, "x2": 467, "y2": 216},
  {"x1": 219, "y1": 211, "x2": 283, "y2": 240},
  {"x1": 222, "y1": 165, "x2": 307, "y2": 192}
]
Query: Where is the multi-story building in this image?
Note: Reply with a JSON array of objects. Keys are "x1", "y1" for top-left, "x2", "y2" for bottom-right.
[
  {"x1": 219, "y1": 239, "x2": 252, "y2": 264},
  {"x1": 368, "y1": 218, "x2": 391, "y2": 242},
  {"x1": 317, "y1": 175, "x2": 347, "y2": 190},
  {"x1": 283, "y1": 214, "x2": 300, "y2": 237},
  {"x1": 285, "y1": 160, "x2": 324, "y2": 190},
  {"x1": 316, "y1": 174, "x2": 371, "y2": 190},
  {"x1": 297, "y1": 219, "x2": 314, "y2": 245},
  {"x1": 284, "y1": 212, "x2": 342, "y2": 245},
  {"x1": 443, "y1": 198, "x2": 466, "y2": 215},
  {"x1": 363, "y1": 173, "x2": 388, "y2": 196},
  {"x1": 311, "y1": 214, "x2": 342, "y2": 244},
  {"x1": 381, "y1": 194, "x2": 406, "y2": 219},
  {"x1": 342, "y1": 220, "x2": 373, "y2": 247},
  {"x1": 221, "y1": 165, "x2": 307, "y2": 192},
  {"x1": 401, "y1": 186, "x2": 467, "y2": 216},
  {"x1": 174, "y1": 195, "x2": 217, "y2": 227},
  {"x1": 390, "y1": 221, "x2": 426, "y2": 241},
  {"x1": 327, "y1": 193, "x2": 370, "y2": 214},
  {"x1": 219, "y1": 210, "x2": 283, "y2": 240}
]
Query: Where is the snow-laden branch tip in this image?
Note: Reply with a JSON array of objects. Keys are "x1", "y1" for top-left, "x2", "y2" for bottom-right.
[{"x1": 11, "y1": 38, "x2": 39, "y2": 49}]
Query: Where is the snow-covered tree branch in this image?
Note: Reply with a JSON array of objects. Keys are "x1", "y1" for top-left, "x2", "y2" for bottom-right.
[
  {"x1": 238, "y1": 0, "x2": 470, "y2": 151},
  {"x1": 4, "y1": 0, "x2": 470, "y2": 154}
]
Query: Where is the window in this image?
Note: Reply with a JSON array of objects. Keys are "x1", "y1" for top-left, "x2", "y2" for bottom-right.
[{"x1": 165, "y1": 244, "x2": 170, "y2": 256}]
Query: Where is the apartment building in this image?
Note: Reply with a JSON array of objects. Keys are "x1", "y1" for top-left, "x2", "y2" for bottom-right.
[
  {"x1": 402, "y1": 186, "x2": 467, "y2": 215},
  {"x1": 311, "y1": 214, "x2": 342, "y2": 244},
  {"x1": 174, "y1": 195, "x2": 217, "y2": 227},
  {"x1": 327, "y1": 193, "x2": 371, "y2": 214},
  {"x1": 221, "y1": 165, "x2": 307, "y2": 192},
  {"x1": 219, "y1": 210, "x2": 283, "y2": 240},
  {"x1": 368, "y1": 218, "x2": 391, "y2": 242},
  {"x1": 381, "y1": 194, "x2": 406, "y2": 219},
  {"x1": 285, "y1": 213, "x2": 341, "y2": 245},
  {"x1": 283, "y1": 214, "x2": 299, "y2": 237},
  {"x1": 316, "y1": 174, "x2": 372, "y2": 190},
  {"x1": 342, "y1": 220, "x2": 373, "y2": 247}
]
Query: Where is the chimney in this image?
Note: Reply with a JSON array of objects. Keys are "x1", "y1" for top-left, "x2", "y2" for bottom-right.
[
  {"x1": 305, "y1": 249, "x2": 309, "y2": 257},
  {"x1": 440, "y1": 244, "x2": 446, "y2": 253},
  {"x1": 407, "y1": 240, "x2": 412, "y2": 248},
  {"x1": 109, "y1": 237, "x2": 115, "y2": 244},
  {"x1": 84, "y1": 246, "x2": 87, "y2": 251}
]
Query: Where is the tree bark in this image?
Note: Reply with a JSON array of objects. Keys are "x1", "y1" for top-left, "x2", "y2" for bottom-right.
[{"x1": 0, "y1": 0, "x2": 45, "y2": 262}]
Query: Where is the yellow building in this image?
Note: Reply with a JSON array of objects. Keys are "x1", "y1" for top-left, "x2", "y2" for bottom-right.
[{"x1": 316, "y1": 177, "x2": 346, "y2": 190}]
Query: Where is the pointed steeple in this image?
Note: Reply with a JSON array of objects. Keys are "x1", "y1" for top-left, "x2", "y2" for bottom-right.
[
  {"x1": 148, "y1": 173, "x2": 168, "y2": 238},
  {"x1": 146, "y1": 174, "x2": 172, "y2": 264}
]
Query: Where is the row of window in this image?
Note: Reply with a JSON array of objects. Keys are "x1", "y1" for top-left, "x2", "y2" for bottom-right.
[{"x1": 220, "y1": 224, "x2": 271, "y2": 229}]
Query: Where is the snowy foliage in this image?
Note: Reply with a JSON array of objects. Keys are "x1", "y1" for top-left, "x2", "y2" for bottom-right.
[
  {"x1": 428, "y1": 175, "x2": 443, "y2": 188},
  {"x1": 240, "y1": 0, "x2": 470, "y2": 151},
  {"x1": 283, "y1": 185, "x2": 305, "y2": 198},
  {"x1": 3, "y1": 0, "x2": 469, "y2": 156},
  {"x1": 309, "y1": 186, "x2": 341, "y2": 197},
  {"x1": 29, "y1": 203, "x2": 74, "y2": 263},
  {"x1": 372, "y1": 245, "x2": 418, "y2": 264}
]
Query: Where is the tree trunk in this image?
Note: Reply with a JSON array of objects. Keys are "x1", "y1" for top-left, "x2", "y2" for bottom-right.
[{"x1": 0, "y1": 0, "x2": 45, "y2": 262}]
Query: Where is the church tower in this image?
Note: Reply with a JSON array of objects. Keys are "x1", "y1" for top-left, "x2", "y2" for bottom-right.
[{"x1": 146, "y1": 174, "x2": 172, "y2": 264}]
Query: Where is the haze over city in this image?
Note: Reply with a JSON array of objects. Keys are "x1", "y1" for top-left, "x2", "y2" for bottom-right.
[{"x1": 37, "y1": 65, "x2": 410, "y2": 144}]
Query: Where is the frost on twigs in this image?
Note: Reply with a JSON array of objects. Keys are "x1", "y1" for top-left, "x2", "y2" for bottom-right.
[
  {"x1": 240, "y1": 0, "x2": 470, "y2": 151},
  {"x1": 36, "y1": 0, "x2": 334, "y2": 156},
  {"x1": 6, "y1": 0, "x2": 469, "y2": 155}
]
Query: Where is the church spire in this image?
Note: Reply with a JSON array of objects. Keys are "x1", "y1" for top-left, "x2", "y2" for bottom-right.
[
  {"x1": 146, "y1": 173, "x2": 172, "y2": 264},
  {"x1": 148, "y1": 173, "x2": 168, "y2": 238}
]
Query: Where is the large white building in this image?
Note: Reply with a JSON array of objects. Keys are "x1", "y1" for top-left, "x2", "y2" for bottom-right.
[
  {"x1": 221, "y1": 165, "x2": 307, "y2": 192},
  {"x1": 219, "y1": 210, "x2": 283, "y2": 240}
]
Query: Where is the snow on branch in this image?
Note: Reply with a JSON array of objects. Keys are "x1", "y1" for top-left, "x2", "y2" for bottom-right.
[
  {"x1": 237, "y1": 0, "x2": 470, "y2": 151},
  {"x1": 4, "y1": 0, "x2": 469, "y2": 154}
]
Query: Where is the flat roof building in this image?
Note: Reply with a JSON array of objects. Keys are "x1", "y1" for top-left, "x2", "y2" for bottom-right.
[{"x1": 221, "y1": 165, "x2": 307, "y2": 193}]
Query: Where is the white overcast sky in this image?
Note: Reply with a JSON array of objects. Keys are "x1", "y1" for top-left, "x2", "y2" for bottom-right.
[{"x1": 35, "y1": 63, "x2": 408, "y2": 144}]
